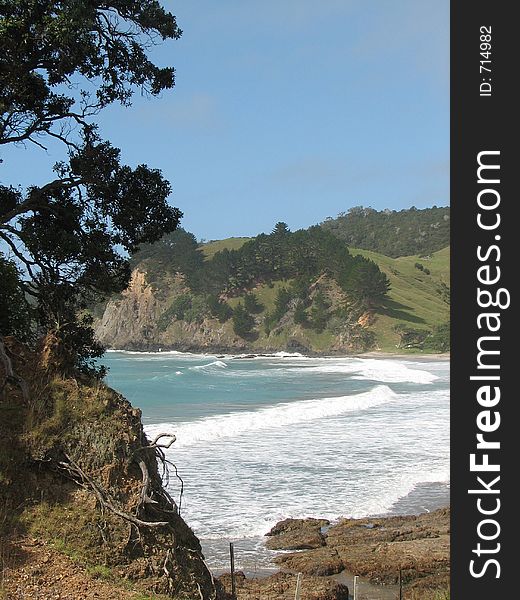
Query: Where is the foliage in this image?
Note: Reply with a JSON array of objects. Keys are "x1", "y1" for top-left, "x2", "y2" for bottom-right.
[
  {"x1": 1, "y1": 0, "x2": 182, "y2": 373},
  {"x1": 272, "y1": 287, "x2": 292, "y2": 321},
  {"x1": 244, "y1": 292, "x2": 263, "y2": 314},
  {"x1": 293, "y1": 300, "x2": 308, "y2": 325},
  {"x1": 232, "y1": 303, "x2": 255, "y2": 338},
  {"x1": 183, "y1": 295, "x2": 208, "y2": 324},
  {"x1": 309, "y1": 291, "x2": 330, "y2": 333},
  {"x1": 340, "y1": 256, "x2": 390, "y2": 307},
  {"x1": 427, "y1": 322, "x2": 450, "y2": 353},
  {"x1": 131, "y1": 228, "x2": 204, "y2": 287},
  {"x1": 130, "y1": 224, "x2": 390, "y2": 320},
  {"x1": 322, "y1": 206, "x2": 450, "y2": 257},
  {"x1": 158, "y1": 294, "x2": 192, "y2": 330},
  {"x1": 227, "y1": 226, "x2": 387, "y2": 308},
  {"x1": 157, "y1": 293, "x2": 208, "y2": 329},
  {"x1": 56, "y1": 314, "x2": 107, "y2": 377},
  {"x1": 0, "y1": 255, "x2": 33, "y2": 339},
  {"x1": 207, "y1": 295, "x2": 233, "y2": 323},
  {"x1": 393, "y1": 324, "x2": 429, "y2": 349}
]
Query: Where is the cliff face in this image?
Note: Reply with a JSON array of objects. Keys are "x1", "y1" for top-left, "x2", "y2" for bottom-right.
[
  {"x1": 94, "y1": 269, "x2": 372, "y2": 355},
  {"x1": 96, "y1": 269, "x2": 161, "y2": 349},
  {"x1": 95, "y1": 269, "x2": 250, "y2": 352}
]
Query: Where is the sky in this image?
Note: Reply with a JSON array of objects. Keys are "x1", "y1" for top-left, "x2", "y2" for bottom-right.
[{"x1": 2, "y1": 0, "x2": 449, "y2": 241}]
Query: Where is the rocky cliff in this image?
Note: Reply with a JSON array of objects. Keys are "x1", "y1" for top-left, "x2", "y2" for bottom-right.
[
  {"x1": 95, "y1": 269, "x2": 251, "y2": 353},
  {"x1": 94, "y1": 269, "x2": 373, "y2": 355}
]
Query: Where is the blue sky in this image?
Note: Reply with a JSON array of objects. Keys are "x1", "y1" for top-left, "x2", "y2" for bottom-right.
[{"x1": 2, "y1": 0, "x2": 449, "y2": 240}]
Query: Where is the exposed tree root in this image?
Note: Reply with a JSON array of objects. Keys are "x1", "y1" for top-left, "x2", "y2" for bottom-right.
[
  {"x1": 133, "y1": 432, "x2": 184, "y2": 514},
  {"x1": 55, "y1": 454, "x2": 170, "y2": 529}
]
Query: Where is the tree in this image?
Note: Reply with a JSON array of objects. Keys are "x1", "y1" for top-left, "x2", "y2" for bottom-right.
[
  {"x1": 207, "y1": 295, "x2": 233, "y2": 323},
  {"x1": 341, "y1": 257, "x2": 390, "y2": 307},
  {"x1": 427, "y1": 322, "x2": 450, "y2": 352},
  {"x1": 272, "y1": 287, "x2": 292, "y2": 321},
  {"x1": 131, "y1": 228, "x2": 205, "y2": 288},
  {"x1": 309, "y1": 291, "x2": 330, "y2": 333},
  {"x1": 232, "y1": 303, "x2": 255, "y2": 338},
  {"x1": 244, "y1": 292, "x2": 263, "y2": 314},
  {"x1": 0, "y1": 256, "x2": 33, "y2": 340},
  {"x1": 271, "y1": 222, "x2": 290, "y2": 236},
  {"x1": 1, "y1": 1, "x2": 183, "y2": 373},
  {"x1": 293, "y1": 300, "x2": 308, "y2": 326}
]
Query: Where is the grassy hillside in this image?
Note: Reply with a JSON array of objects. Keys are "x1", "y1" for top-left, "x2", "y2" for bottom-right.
[
  {"x1": 350, "y1": 246, "x2": 450, "y2": 351},
  {"x1": 200, "y1": 237, "x2": 250, "y2": 259},
  {"x1": 198, "y1": 238, "x2": 450, "y2": 353},
  {"x1": 103, "y1": 231, "x2": 449, "y2": 355}
]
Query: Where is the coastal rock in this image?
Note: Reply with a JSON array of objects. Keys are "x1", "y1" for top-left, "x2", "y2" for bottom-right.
[
  {"x1": 218, "y1": 571, "x2": 349, "y2": 600},
  {"x1": 327, "y1": 510, "x2": 450, "y2": 586},
  {"x1": 264, "y1": 509, "x2": 450, "y2": 597},
  {"x1": 265, "y1": 518, "x2": 329, "y2": 550},
  {"x1": 274, "y1": 547, "x2": 344, "y2": 576}
]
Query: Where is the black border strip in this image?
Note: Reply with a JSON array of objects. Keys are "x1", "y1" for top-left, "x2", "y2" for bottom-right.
[{"x1": 451, "y1": 1, "x2": 513, "y2": 595}]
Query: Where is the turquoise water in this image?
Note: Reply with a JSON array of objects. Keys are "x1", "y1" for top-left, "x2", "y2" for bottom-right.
[{"x1": 103, "y1": 351, "x2": 449, "y2": 571}]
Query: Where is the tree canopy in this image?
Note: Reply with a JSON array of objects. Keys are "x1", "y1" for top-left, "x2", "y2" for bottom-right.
[
  {"x1": 1, "y1": 0, "x2": 183, "y2": 373},
  {"x1": 321, "y1": 206, "x2": 450, "y2": 258},
  {"x1": 132, "y1": 224, "x2": 391, "y2": 310}
]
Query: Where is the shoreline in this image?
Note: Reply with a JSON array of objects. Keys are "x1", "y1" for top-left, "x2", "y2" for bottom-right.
[
  {"x1": 215, "y1": 503, "x2": 450, "y2": 600},
  {"x1": 202, "y1": 481, "x2": 450, "y2": 578},
  {"x1": 104, "y1": 346, "x2": 450, "y2": 361}
]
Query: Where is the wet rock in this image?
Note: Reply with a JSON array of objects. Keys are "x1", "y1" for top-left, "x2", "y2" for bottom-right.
[
  {"x1": 275, "y1": 547, "x2": 344, "y2": 576},
  {"x1": 266, "y1": 518, "x2": 329, "y2": 550}
]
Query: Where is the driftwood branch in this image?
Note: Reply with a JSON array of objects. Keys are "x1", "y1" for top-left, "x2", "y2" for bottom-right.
[{"x1": 146, "y1": 432, "x2": 177, "y2": 450}]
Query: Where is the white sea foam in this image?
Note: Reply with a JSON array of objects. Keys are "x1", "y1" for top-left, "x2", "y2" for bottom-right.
[
  {"x1": 290, "y1": 358, "x2": 438, "y2": 384},
  {"x1": 143, "y1": 385, "x2": 449, "y2": 542},
  {"x1": 107, "y1": 350, "x2": 449, "y2": 565},
  {"x1": 146, "y1": 385, "x2": 397, "y2": 448},
  {"x1": 190, "y1": 360, "x2": 227, "y2": 371}
]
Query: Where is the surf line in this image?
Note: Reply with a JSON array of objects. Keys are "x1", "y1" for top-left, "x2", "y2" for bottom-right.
[{"x1": 467, "y1": 151, "x2": 510, "y2": 580}]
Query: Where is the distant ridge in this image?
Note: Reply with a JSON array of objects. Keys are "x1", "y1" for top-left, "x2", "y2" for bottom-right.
[{"x1": 321, "y1": 206, "x2": 450, "y2": 258}]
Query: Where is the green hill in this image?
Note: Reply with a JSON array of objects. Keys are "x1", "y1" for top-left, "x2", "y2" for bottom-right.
[
  {"x1": 200, "y1": 237, "x2": 250, "y2": 259},
  {"x1": 322, "y1": 206, "x2": 450, "y2": 257},
  {"x1": 349, "y1": 246, "x2": 450, "y2": 351},
  {"x1": 95, "y1": 222, "x2": 450, "y2": 355}
]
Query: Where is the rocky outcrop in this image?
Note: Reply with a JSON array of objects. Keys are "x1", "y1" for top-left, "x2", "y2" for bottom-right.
[
  {"x1": 95, "y1": 269, "x2": 162, "y2": 349},
  {"x1": 94, "y1": 269, "x2": 249, "y2": 353},
  {"x1": 94, "y1": 269, "x2": 374, "y2": 354},
  {"x1": 264, "y1": 509, "x2": 450, "y2": 598},
  {"x1": 265, "y1": 518, "x2": 329, "y2": 550}
]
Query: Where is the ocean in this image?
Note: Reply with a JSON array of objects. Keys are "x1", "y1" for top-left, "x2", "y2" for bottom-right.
[{"x1": 103, "y1": 351, "x2": 449, "y2": 573}]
